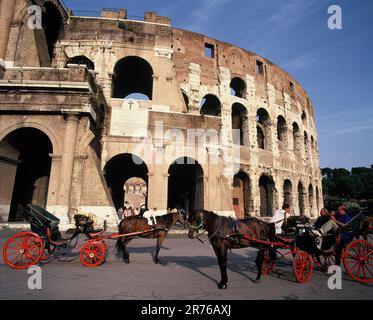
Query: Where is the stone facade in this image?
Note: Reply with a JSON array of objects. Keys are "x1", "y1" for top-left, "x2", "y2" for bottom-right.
[{"x1": 0, "y1": 0, "x2": 323, "y2": 227}]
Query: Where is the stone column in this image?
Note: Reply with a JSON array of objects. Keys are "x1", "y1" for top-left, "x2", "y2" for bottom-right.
[
  {"x1": 0, "y1": 0, "x2": 16, "y2": 61},
  {"x1": 56, "y1": 113, "x2": 80, "y2": 221}
]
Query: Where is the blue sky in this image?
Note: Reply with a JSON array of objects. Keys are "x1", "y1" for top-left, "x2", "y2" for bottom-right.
[{"x1": 64, "y1": 0, "x2": 373, "y2": 170}]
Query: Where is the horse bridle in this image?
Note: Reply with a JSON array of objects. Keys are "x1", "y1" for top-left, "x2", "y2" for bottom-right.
[{"x1": 190, "y1": 215, "x2": 222, "y2": 244}]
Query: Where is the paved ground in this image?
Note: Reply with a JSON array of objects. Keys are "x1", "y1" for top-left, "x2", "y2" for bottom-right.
[{"x1": 0, "y1": 229, "x2": 372, "y2": 300}]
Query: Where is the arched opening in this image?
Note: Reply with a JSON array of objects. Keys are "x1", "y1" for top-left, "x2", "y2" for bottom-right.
[
  {"x1": 104, "y1": 154, "x2": 148, "y2": 211},
  {"x1": 43, "y1": 1, "x2": 64, "y2": 63},
  {"x1": 200, "y1": 94, "x2": 221, "y2": 117},
  {"x1": 308, "y1": 184, "x2": 314, "y2": 214},
  {"x1": 316, "y1": 186, "x2": 320, "y2": 212},
  {"x1": 168, "y1": 157, "x2": 204, "y2": 213},
  {"x1": 301, "y1": 110, "x2": 307, "y2": 126},
  {"x1": 297, "y1": 182, "x2": 305, "y2": 216},
  {"x1": 259, "y1": 175, "x2": 275, "y2": 217},
  {"x1": 66, "y1": 55, "x2": 95, "y2": 70},
  {"x1": 257, "y1": 108, "x2": 270, "y2": 150},
  {"x1": 182, "y1": 90, "x2": 189, "y2": 111},
  {"x1": 232, "y1": 103, "x2": 248, "y2": 146},
  {"x1": 283, "y1": 179, "x2": 293, "y2": 207},
  {"x1": 123, "y1": 177, "x2": 147, "y2": 210},
  {"x1": 277, "y1": 116, "x2": 288, "y2": 151},
  {"x1": 293, "y1": 122, "x2": 300, "y2": 154},
  {"x1": 233, "y1": 171, "x2": 251, "y2": 219},
  {"x1": 111, "y1": 56, "x2": 153, "y2": 100},
  {"x1": 310, "y1": 136, "x2": 315, "y2": 161},
  {"x1": 0, "y1": 128, "x2": 53, "y2": 221},
  {"x1": 304, "y1": 131, "x2": 309, "y2": 160},
  {"x1": 230, "y1": 77, "x2": 247, "y2": 98}
]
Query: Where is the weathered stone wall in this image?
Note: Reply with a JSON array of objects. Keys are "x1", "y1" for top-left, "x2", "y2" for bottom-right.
[{"x1": 0, "y1": 0, "x2": 323, "y2": 226}]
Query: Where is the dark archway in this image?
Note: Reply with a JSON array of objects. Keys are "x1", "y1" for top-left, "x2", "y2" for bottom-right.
[
  {"x1": 257, "y1": 108, "x2": 270, "y2": 150},
  {"x1": 232, "y1": 103, "x2": 248, "y2": 146},
  {"x1": 233, "y1": 171, "x2": 251, "y2": 219},
  {"x1": 293, "y1": 122, "x2": 300, "y2": 154},
  {"x1": 297, "y1": 182, "x2": 305, "y2": 216},
  {"x1": 200, "y1": 94, "x2": 221, "y2": 117},
  {"x1": 104, "y1": 154, "x2": 148, "y2": 210},
  {"x1": 43, "y1": 1, "x2": 64, "y2": 63},
  {"x1": 230, "y1": 77, "x2": 247, "y2": 98},
  {"x1": 259, "y1": 175, "x2": 275, "y2": 217},
  {"x1": 168, "y1": 157, "x2": 204, "y2": 213},
  {"x1": 112, "y1": 56, "x2": 153, "y2": 100},
  {"x1": 277, "y1": 116, "x2": 287, "y2": 151},
  {"x1": 308, "y1": 184, "x2": 314, "y2": 214},
  {"x1": 66, "y1": 55, "x2": 95, "y2": 70},
  {"x1": 283, "y1": 179, "x2": 293, "y2": 207},
  {"x1": 0, "y1": 128, "x2": 53, "y2": 221}
]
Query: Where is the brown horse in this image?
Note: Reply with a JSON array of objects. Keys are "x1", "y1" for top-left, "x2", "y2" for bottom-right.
[
  {"x1": 188, "y1": 210, "x2": 278, "y2": 289},
  {"x1": 116, "y1": 211, "x2": 181, "y2": 264}
]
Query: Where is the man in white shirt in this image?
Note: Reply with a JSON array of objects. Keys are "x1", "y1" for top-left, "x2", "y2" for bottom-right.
[{"x1": 270, "y1": 204, "x2": 292, "y2": 235}]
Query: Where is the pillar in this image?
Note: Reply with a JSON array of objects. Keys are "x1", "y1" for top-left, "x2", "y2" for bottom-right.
[{"x1": 56, "y1": 113, "x2": 80, "y2": 221}]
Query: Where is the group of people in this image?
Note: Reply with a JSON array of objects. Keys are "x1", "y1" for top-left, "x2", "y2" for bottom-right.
[
  {"x1": 117, "y1": 203, "x2": 147, "y2": 220},
  {"x1": 270, "y1": 203, "x2": 353, "y2": 248}
]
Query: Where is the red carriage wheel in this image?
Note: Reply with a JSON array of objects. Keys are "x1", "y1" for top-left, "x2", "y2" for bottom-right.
[
  {"x1": 294, "y1": 251, "x2": 313, "y2": 283},
  {"x1": 261, "y1": 253, "x2": 275, "y2": 275},
  {"x1": 343, "y1": 240, "x2": 372, "y2": 284},
  {"x1": 80, "y1": 241, "x2": 106, "y2": 268},
  {"x1": 3, "y1": 232, "x2": 43, "y2": 270}
]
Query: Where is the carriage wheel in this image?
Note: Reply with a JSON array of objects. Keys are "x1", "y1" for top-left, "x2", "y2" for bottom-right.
[
  {"x1": 294, "y1": 251, "x2": 313, "y2": 283},
  {"x1": 2, "y1": 232, "x2": 43, "y2": 270},
  {"x1": 80, "y1": 241, "x2": 106, "y2": 268},
  {"x1": 343, "y1": 240, "x2": 372, "y2": 284},
  {"x1": 261, "y1": 253, "x2": 275, "y2": 275}
]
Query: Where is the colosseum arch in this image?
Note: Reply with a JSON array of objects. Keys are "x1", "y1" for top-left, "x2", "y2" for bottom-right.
[
  {"x1": 230, "y1": 77, "x2": 247, "y2": 98},
  {"x1": 181, "y1": 90, "x2": 189, "y2": 111},
  {"x1": 66, "y1": 55, "x2": 95, "y2": 70},
  {"x1": 103, "y1": 154, "x2": 149, "y2": 211},
  {"x1": 256, "y1": 108, "x2": 271, "y2": 150},
  {"x1": 304, "y1": 131, "x2": 309, "y2": 161},
  {"x1": 301, "y1": 110, "x2": 308, "y2": 126},
  {"x1": 308, "y1": 184, "x2": 314, "y2": 216},
  {"x1": 200, "y1": 94, "x2": 221, "y2": 117},
  {"x1": 167, "y1": 157, "x2": 204, "y2": 212},
  {"x1": 283, "y1": 179, "x2": 293, "y2": 207},
  {"x1": 232, "y1": 103, "x2": 248, "y2": 146},
  {"x1": 259, "y1": 175, "x2": 276, "y2": 217},
  {"x1": 297, "y1": 181, "x2": 306, "y2": 216},
  {"x1": 233, "y1": 171, "x2": 251, "y2": 219},
  {"x1": 277, "y1": 116, "x2": 288, "y2": 151},
  {"x1": 292, "y1": 122, "x2": 301, "y2": 154},
  {"x1": 316, "y1": 186, "x2": 320, "y2": 213},
  {"x1": 111, "y1": 56, "x2": 154, "y2": 100},
  {"x1": 42, "y1": 1, "x2": 65, "y2": 64},
  {"x1": 0, "y1": 128, "x2": 53, "y2": 222}
]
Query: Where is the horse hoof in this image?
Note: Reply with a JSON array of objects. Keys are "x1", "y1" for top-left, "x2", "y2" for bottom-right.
[
  {"x1": 155, "y1": 260, "x2": 160, "y2": 265},
  {"x1": 124, "y1": 259, "x2": 130, "y2": 264},
  {"x1": 218, "y1": 283, "x2": 227, "y2": 290},
  {"x1": 254, "y1": 279, "x2": 261, "y2": 284}
]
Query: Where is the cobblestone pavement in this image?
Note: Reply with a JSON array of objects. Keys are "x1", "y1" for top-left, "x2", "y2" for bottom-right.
[{"x1": 0, "y1": 229, "x2": 372, "y2": 300}]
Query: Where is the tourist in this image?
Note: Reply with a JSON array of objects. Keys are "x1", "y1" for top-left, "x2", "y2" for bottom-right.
[
  {"x1": 269, "y1": 204, "x2": 292, "y2": 235},
  {"x1": 314, "y1": 208, "x2": 330, "y2": 229}
]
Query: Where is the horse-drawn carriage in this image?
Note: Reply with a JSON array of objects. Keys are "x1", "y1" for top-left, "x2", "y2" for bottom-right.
[
  {"x1": 2, "y1": 205, "x2": 178, "y2": 269},
  {"x1": 188, "y1": 210, "x2": 372, "y2": 289}
]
